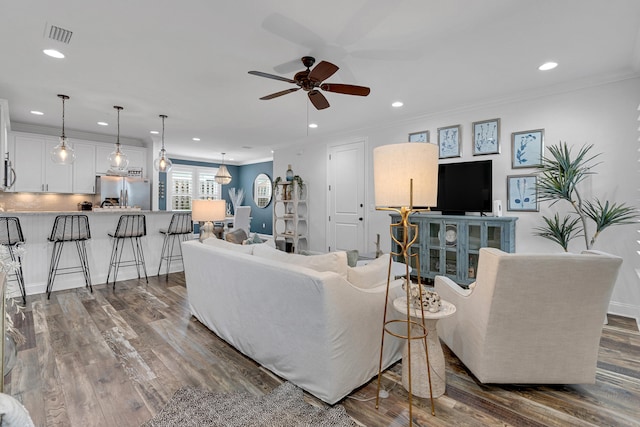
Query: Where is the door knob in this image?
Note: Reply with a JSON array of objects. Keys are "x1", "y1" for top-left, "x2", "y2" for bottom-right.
[{"x1": 359, "y1": 217, "x2": 363, "y2": 221}]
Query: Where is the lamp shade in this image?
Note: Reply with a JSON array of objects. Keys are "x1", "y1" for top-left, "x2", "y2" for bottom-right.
[
  {"x1": 192, "y1": 199, "x2": 226, "y2": 222},
  {"x1": 374, "y1": 142, "x2": 439, "y2": 208}
]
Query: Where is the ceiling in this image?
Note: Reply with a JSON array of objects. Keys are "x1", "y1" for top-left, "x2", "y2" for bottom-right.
[{"x1": 1, "y1": 0, "x2": 639, "y2": 165}]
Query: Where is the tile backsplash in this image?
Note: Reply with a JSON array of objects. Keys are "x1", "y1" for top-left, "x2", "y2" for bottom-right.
[{"x1": 0, "y1": 192, "x2": 100, "y2": 212}]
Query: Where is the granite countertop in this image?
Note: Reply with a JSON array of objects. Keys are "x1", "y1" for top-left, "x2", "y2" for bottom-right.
[{"x1": 1, "y1": 209, "x2": 175, "y2": 215}]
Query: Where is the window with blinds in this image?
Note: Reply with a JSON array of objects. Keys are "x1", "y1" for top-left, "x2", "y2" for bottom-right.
[
  {"x1": 168, "y1": 166, "x2": 223, "y2": 211},
  {"x1": 170, "y1": 168, "x2": 193, "y2": 211}
]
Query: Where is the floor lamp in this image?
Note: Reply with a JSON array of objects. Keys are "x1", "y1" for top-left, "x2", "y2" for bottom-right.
[
  {"x1": 373, "y1": 142, "x2": 439, "y2": 425},
  {"x1": 192, "y1": 199, "x2": 226, "y2": 242}
]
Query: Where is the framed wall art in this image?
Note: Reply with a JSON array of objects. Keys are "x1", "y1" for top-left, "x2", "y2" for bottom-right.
[
  {"x1": 408, "y1": 130, "x2": 429, "y2": 143},
  {"x1": 511, "y1": 128, "x2": 544, "y2": 168},
  {"x1": 507, "y1": 174, "x2": 538, "y2": 212},
  {"x1": 472, "y1": 118, "x2": 500, "y2": 155},
  {"x1": 437, "y1": 124, "x2": 461, "y2": 158}
]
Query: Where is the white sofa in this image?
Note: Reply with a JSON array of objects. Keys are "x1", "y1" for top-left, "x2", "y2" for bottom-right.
[
  {"x1": 181, "y1": 239, "x2": 405, "y2": 404},
  {"x1": 435, "y1": 247, "x2": 622, "y2": 384}
]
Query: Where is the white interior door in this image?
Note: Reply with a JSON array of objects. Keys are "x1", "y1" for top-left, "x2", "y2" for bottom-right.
[{"x1": 327, "y1": 140, "x2": 366, "y2": 253}]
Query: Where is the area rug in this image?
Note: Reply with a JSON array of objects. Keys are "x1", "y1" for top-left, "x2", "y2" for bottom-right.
[{"x1": 141, "y1": 381, "x2": 356, "y2": 427}]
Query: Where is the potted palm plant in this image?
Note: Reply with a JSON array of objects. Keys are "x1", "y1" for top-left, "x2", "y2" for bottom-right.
[{"x1": 534, "y1": 142, "x2": 638, "y2": 251}]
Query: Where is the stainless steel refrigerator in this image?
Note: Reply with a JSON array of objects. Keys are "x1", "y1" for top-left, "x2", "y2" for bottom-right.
[{"x1": 96, "y1": 176, "x2": 151, "y2": 209}]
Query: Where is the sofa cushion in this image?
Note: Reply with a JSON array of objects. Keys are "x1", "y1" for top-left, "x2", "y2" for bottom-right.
[
  {"x1": 203, "y1": 236, "x2": 254, "y2": 254},
  {"x1": 347, "y1": 254, "x2": 390, "y2": 289},
  {"x1": 253, "y1": 244, "x2": 348, "y2": 278}
]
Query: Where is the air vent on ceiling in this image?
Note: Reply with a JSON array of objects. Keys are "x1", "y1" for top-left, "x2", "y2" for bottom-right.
[{"x1": 46, "y1": 24, "x2": 73, "y2": 44}]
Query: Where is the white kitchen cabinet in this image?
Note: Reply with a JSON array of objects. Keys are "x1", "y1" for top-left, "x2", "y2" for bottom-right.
[
  {"x1": 72, "y1": 141, "x2": 96, "y2": 193},
  {"x1": 11, "y1": 133, "x2": 73, "y2": 193},
  {"x1": 95, "y1": 145, "x2": 113, "y2": 175}
]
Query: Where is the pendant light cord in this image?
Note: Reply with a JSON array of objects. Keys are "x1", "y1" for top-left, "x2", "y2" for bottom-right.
[
  {"x1": 57, "y1": 94, "x2": 69, "y2": 141},
  {"x1": 61, "y1": 97, "x2": 66, "y2": 139},
  {"x1": 114, "y1": 106, "x2": 123, "y2": 149},
  {"x1": 161, "y1": 114, "x2": 167, "y2": 150}
]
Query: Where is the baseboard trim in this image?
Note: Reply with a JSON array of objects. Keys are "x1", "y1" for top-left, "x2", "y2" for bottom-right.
[{"x1": 608, "y1": 301, "x2": 640, "y2": 330}]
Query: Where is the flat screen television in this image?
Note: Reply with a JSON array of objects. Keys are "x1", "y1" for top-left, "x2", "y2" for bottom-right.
[{"x1": 433, "y1": 160, "x2": 492, "y2": 215}]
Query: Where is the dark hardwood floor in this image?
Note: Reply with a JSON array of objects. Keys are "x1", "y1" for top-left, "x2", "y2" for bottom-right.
[{"x1": 6, "y1": 273, "x2": 640, "y2": 426}]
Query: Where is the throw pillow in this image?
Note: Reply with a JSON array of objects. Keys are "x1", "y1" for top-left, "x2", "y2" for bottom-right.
[
  {"x1": 253, "y1": 244, "x2": 348, "y2": 278},
  {"x1": 243, "y1": 233, "x2": 266, "y2": 245},
  {"x1": 347, "y1": 254, "x2": 390, "y2": 289},
  {"x1": 225, "y1": 229, "x2": 248, "y2": 244},
  {"x1": 203, "y1": 236, "x2": 254, "y2": 254},
  {"x1": 0, "y1": 393, "x2": 35, "y2": 427},
  {"x1": 346, "y1": 249, "x2": 359, "y2": 267}
]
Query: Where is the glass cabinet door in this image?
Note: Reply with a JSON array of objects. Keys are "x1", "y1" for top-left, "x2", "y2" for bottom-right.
[
  {"x1": 468, "y1": 224, "x2": 481, "y2": 251},
  {"x1": 487, "y1": 225, "x2": 502, "y2": 248},
  {"x1": 426, "y1": 221, "x2": 442, "y2": 275}
]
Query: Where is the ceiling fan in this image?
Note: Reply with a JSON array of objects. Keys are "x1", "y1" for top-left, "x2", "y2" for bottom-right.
[{"x1": 248, "y1": 56, "x2": 370, "y2": 110}]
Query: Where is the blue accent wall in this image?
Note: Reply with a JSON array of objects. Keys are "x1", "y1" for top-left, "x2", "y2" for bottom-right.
[
  {"x1": 163, "y1": 158, "x2": 273, "y2": 235},
  {"x1": 238, "y1": 161, "x2": 273, "y2": 235}
]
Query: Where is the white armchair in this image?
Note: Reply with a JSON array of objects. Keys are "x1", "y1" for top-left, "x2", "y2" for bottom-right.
[{"x1": 435, "y1": 247, "x2": 622, "y2": 384}]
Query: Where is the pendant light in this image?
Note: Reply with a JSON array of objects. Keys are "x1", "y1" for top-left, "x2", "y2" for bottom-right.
[
  {"x1": 214, "y1": 152, "x2": 232, "y2": 185},
  {"x1": 153, "y1": 114, "x2": 173, "y2": 172},
  {"x1": 51, "y1": 94, "x2": 75, "y2": 164},
  {"x1": 108, "y1": 105, "x2": 129, "y2": 172}
]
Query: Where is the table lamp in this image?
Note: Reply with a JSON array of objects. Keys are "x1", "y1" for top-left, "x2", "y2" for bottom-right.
[
  {"x1": 373, "y1": 142, "x2": 439, "y2": 423},
  {"x1": 192, "y1": 199, "x2": 226, "y2": 242}
]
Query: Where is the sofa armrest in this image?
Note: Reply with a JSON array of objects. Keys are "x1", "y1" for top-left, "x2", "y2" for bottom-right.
[{"x1": 434, "y1": 275, "x2": 473, "y2": 298}]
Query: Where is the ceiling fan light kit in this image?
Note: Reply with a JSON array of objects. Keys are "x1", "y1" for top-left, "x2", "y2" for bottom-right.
[{"x1": 249, "y1": 56, "x2": 370, "y2": 110}]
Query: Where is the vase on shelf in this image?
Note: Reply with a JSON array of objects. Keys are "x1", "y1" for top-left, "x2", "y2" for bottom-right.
[{"x1": 286, "y1": 165, "x2": 294, "y2": 182}]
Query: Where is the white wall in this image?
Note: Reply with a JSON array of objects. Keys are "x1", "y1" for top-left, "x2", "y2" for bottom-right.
[{"x1": 275, "y1": 76, "x2": 640, "y2": 323}]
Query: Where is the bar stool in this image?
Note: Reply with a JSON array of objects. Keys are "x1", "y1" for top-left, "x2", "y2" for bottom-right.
[
  {"x1": 157, "y1": 213, "x2": 192, "y2": 280},
  {"x1": 47, "y1": 215, "x2": 92, "y2": 299},
  {"x1": 107, "y1": 214, "x2": 148, "y2": 288},
  {"x1": 0, "y1": 217, "x2": 26, "y2": 303}
]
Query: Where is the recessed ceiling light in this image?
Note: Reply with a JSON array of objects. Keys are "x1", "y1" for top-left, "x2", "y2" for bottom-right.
[
  {"x1": 392, "y1": 101, "x2": 404, "y2": 108},
  {"x1": 308, "y1": 123, "x2": 318, "y2": 128},
  {"x1": 192, "y1": 137, "x2": 200, "y2": 141},
  {"x1": 538, "y1": 61, "x2": 558, "y2": 71},
  {"x1": 150, "y1": 130, "x2": 159, "y2": 135},
  {"x1": 43, "y1": 49, "x2": 64, "y2": 59},
  {"x1": 97, "y1": 121, "x2": 108, "y2": 126},
  {"x1": 30, "y1": 110, "x2": 44, "y2": 115}
]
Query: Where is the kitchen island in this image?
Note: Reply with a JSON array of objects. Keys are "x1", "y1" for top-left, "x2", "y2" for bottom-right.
[{"x1": 2, "y1": 210, "x2": 186, "y2": 297}]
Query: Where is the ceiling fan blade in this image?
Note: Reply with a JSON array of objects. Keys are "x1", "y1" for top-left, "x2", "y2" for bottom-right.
[
  {"x1": 308, "y1": 90, "x2": 330, "y2": 110},
  {"x1": 308, "y1": 61, "x2": 339, "y2": 83},
  {"x1": 259, "y1": 88, "x2": 300, "y2": 100},
  {"x1": 248, "y1": 70, "x2": 296, "y2": 84},
  {"x1": 320, "y1": 83, "x2": 370, "y2": 96}
]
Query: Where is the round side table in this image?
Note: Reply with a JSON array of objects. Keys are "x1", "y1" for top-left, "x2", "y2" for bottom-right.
[{"x1": 393, "y1": 297, "x2": 456, "y2": 398}]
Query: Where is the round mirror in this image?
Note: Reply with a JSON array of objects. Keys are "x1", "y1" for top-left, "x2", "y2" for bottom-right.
[{"x1": 253, "y1": 173, "x2": 272, "y2": 208}]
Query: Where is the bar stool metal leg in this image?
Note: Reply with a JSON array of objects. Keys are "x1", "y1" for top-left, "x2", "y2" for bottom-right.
[
  {"x1": 76, "y1": 240, "x2": 93, "y2": 292},
  {"x1": 46, "y1": 241, "x2": 65, "y2": 299},
  {"x1": 107, "y1": 214, "x2": 148, "y2": 288},
  {"x1": 8, "y1": 245, "x2": 26, "y2": 304}
]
